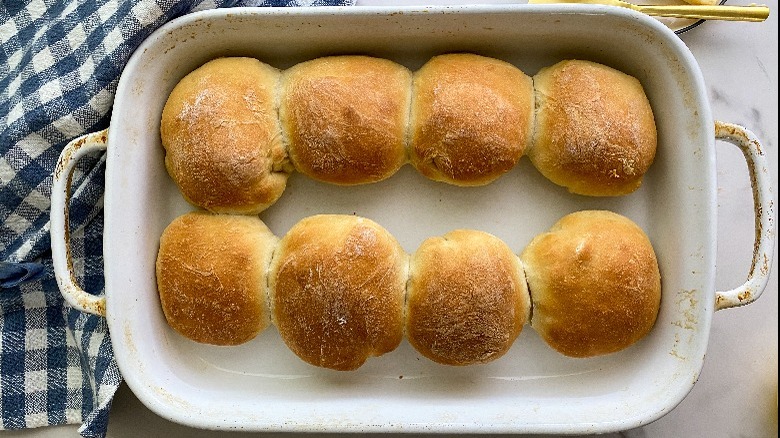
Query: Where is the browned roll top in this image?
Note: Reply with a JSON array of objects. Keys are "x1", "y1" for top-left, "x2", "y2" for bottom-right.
[
  {"x1": 160, "y1": 57, "x2": 291, "y2": 214},
  {"x1": 406, "y1": 229, "x2": 531, "y2": 366},
  {"x1": 521, "y1": 210, "x2": 661, "y2": 357},
  {"x1": 280, "y1": 56, "x2": 411, "y2": 185},
  {"x1": 409, "y1": 53, "x2": 535, "y2": 186},
  {"x1": 156, "y1": 212, "x2": 277, "y2": 346},
  {"x1": 268, "y1": 214, "x2": 408, "y2": 371},
  {"x1": 529, "y1": 60, "x2": 657, "y2": 196}
]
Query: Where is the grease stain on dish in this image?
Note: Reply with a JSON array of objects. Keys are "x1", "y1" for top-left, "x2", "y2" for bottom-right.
[
  {"x1": 669, "y1": 332, "x2": 687, "y2": 360},
  {"x1": 671, "y1": 289, "x2": 698, "y2": 330}
]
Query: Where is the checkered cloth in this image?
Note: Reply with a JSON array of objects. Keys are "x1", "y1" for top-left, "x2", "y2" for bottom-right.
[{"x1": 0, "y1": 0, "x2": 353, "y2": 436}]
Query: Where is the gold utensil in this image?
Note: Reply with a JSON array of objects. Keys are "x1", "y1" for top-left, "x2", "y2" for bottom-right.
[{"x1": 528, "y1": 0, "x2": 770, "y2": 22}]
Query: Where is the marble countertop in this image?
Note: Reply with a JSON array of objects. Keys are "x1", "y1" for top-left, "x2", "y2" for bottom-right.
[{"x1": 8, "y1": 1, "x2": 777, "y2": 437}]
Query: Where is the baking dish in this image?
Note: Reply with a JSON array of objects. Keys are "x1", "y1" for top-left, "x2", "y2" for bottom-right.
[{"x1": 50, "y1": 5, "x2": 776, "y2": 434}]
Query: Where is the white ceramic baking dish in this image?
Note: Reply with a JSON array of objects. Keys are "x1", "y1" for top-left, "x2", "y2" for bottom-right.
[{"x1": 50, "y1": 5, "x2": 776, "y2": 434}]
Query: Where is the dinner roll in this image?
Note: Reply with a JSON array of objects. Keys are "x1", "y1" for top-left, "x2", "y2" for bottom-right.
[
  {"x1": 161, "y1": 57, "x2": 291, "y2": 214},
  {"x1": 156, "y1": 212, "x2": 277, "y2": 346},
  {"x1": 521, "y1": 210, "x2": 661, "y2": 357},
  {"x1": 529, "y1": 60, "x2": 657, "y2": 196},
  {"x1": 409, "y1": 53, "x2": 534, "y2": 186},
  {"x1": 269, "y1": 215, "x2": 408, "y2": 370},
  {"x1": 406, "y1": 230, "x2": 530, "y2": 366},
  {"x1": 280, "y1": 56, "x2": 411, "y2": 185}
]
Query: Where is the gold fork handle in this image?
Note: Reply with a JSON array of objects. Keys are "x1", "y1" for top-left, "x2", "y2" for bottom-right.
[{"x1": 637, "y1": 5, "x2": 770, "y2": 22}]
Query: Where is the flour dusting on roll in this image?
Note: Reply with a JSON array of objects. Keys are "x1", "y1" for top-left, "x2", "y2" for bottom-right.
[
  {"x1": 269, "y1": 214, "x2": 408, "y2": 370},
  {"x1": 521, "y1": 210, "x2": 661, "y2": 357},
  {"x1": 406, "y1": 229, "x2": 530, "y2": 366},
  {"x1": 409, "y1": 53, "x2": 534, "y2": 186},
  {"x1": 280, "y1": 56, "x2": 411, "y2": 185},
  {"x1": 156, "y1": 212, "x2": 277, "y2": 346},
  {"x1": 529, "y1": 60, "x2": 657, "y2": 197},
  {"x1": 161, "y1": 57, "x2": 291, "y2": 214}
]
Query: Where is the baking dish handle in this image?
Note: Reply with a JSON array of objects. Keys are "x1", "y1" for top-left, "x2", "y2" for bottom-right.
[
  {"x1": 714, "y1": 121, "x2": 776, "y2": 311},
  {"x1": 50, "y1": 129, "x2": 109, "y2": 317}
]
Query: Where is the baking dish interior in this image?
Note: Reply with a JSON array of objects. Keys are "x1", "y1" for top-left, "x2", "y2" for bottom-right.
[{"x1": 103, "y1": 5, "x2": 716, "y2": 433}]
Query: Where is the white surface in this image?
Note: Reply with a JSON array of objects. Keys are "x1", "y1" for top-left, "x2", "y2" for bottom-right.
[{"x1": 10, "y1": 1, "x2": 778, "y2": 437}]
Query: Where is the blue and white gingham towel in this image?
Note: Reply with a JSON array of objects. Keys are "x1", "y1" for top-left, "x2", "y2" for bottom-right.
[{"x1": 0, "y1": 1, "x2": 353, "y2": 436}]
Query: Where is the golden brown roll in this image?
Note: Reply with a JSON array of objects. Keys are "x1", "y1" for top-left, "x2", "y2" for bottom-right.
[
  {"x1": 406, "y1": 230, "x2": 530, "y2": 366},
  {"x1": 161, "y1": 57, "x2": 291, "y2": 214},
  {"x1": 280, "y1": 56, "x2": 411, "y2": 185},
  {"x1": 409, "y1": 53, "x2": 534, "y2": 186},
  {"x1": 269, "y1": 215, "x2": 408, "y2": 370},
  {"x1": 521, "y1": 210, "x2": 661, "y2": 358},
  {"x1": 156, "y1": 212, "x2": 277, "y2": 346},
  {"x1": 529, "y1": 60, "x2": 657, "y2": 197}
]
